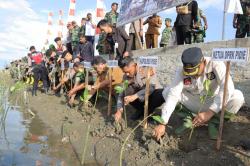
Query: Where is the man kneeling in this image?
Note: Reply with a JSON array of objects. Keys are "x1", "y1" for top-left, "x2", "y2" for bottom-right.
[
  {"x1": 115, "y1": 56, "x2": 165, "y2": 122},
  {"x1": 153, "y1": 47, "x2": 245, "y2": 140}
]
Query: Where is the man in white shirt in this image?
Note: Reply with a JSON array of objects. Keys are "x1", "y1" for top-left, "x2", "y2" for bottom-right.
[
  {"x1": 153, "y1": 47, "x2": 245, "y2": 140},
  {"x1": 85, "y1": 13, "x2": 96, "y2": 45}
]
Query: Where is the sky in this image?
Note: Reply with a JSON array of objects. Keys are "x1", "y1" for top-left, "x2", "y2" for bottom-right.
[{"x1": 0, "y1": 0, "x2": 236, "y2": 69}]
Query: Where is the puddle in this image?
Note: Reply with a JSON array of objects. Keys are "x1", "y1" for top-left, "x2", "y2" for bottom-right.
[{"x1": 0, "y1": 101, "x2": 86, "y2": 166}]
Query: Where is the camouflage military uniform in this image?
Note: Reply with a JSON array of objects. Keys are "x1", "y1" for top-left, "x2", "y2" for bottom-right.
[
  {"x1": 192, "y1": 9, "x2": 206, "y2": 43},
  {"x1": 160, "y1": 27, "x2": 172, "y2": 47},
  {"x1": 104, "y1": 11, "x2": 119, "y2": 26},
  {"x1": 236, "y1": 0, "x2": 250, "y2": 38},
  {"x1": 71, "y1": 25, "x2": 80, "y2": 58}
]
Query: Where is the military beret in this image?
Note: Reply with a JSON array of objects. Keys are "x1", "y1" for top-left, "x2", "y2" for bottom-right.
[{"x1": 181, "y1": 47, "x2": 204, "y2": 76}]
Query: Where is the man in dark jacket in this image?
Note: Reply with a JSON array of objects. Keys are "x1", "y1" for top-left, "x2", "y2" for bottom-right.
[
  {"x1": 174, "y1": 0, "x2": 198, "y2": 45},
  {"x1": 97, "y1": 19, "x2": 131, "y2": 62},
  {"x1": 76, "y1": 35, "x2": 94, "y2": 62}
]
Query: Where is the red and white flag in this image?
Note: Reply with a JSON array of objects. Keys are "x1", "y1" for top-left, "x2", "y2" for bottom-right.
[
  {"x1": 45, "y1": 12, "x2": 53, "y2": 45},
  {"x1": 96, "y1": 0, "x2": 105, "y2": 34},
  {"x1": 225, "y1": 0, "x2": 243, "y2": 14},
  {"x1": 58, "y1": 10, "x2": 64, "y2": 38},
  {"x1": 68, "y1": 0, "x2": 76, "y2": 21}
]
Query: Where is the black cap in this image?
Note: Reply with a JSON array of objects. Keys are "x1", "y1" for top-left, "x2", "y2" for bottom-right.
[
  {"x1": 29, "y1": 46, "x2": 35, "y2": 51},
  {"x1": 181, "y1": 47, "x2": 204, "y2": 76},
  {"x1": 54, "y1": 37, "x2": 61, "y2": 43}
]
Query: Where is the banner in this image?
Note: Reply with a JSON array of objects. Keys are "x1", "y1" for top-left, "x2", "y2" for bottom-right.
[{"x1": 117, "y1": 0, "x2": 190, "y2": 26}]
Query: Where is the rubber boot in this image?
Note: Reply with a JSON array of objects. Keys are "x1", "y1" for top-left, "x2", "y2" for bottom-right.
[{"x1": 32, "y1": 89, "x2": 37, "y2": 96}]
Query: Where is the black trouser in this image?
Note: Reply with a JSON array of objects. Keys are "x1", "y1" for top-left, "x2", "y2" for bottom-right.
[
  {"x1": 32, "y1": 64, "x2": 48, "y2": 92},
  {"x1": 129, "y1": 89, "x2": 165, "y2": 115},
  {"x1": 176, "y1": 25, "x2": 192, "y2": 45},
  {"x1": 66, "y1": 42, "x2": 73, "y2": 55},
  {"x1": 236, "y1": 24, "x2": 250, "y2": 38}
]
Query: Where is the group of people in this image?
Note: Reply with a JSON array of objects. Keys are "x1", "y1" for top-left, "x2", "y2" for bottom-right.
[{"x1": 8, "y1": 0, "x2": 249, "y2": 142}]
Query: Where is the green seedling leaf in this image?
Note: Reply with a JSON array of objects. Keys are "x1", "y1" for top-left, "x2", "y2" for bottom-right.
[
  {"x1": 183, "y1": 118, "x2": 193, "y2": 128},
  {"x1": 124, "y1": 80, "x2": 129, "y2": 89},
  {"x1": 152, "y1": 115, "x2": 165, "y2": 124},
  {"x1": 10, "y1": 86, "x2": 15, "y2": 92},
  {"x1": 114, "y1": 85, "x2": 124, "y2": 94}
]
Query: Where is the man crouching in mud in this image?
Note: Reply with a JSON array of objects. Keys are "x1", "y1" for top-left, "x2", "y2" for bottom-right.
[{"x1": 153, "y1": 47, "x2": 245, "y2": 140}]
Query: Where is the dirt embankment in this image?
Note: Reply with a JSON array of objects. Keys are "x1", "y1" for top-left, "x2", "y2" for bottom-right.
[{"x1": 23, "y1": 90, "x2": 250, "y2": 166}]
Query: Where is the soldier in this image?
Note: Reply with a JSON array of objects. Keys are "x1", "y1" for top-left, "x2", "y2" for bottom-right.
[
  {"x1": 71, "y1": 21, "x2": 80, "y2": 59},
  {"x1": 104, "y1": 2, "x2": 119, "y2": 26},
  {"x1": 233, "y1": 0, "x2": 250, "y2": 38},
  {"x1": 153, "y1": 47, "x2": 245, "y2": 141},
  {"x1": 160, "y1": 18, "x2": 172, "y2": 47},
  {"x1": 143, "y1": 13, "x2": 162, "y2": 49},
  {"x1": 79, "y1": 18, "x2": 87, "y2": 36},
  {"x1": 192, "y1": 8, "x2": 208, "y2": 43}
]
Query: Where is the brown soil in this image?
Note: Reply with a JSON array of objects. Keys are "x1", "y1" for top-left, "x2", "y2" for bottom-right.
[{"x1": 24, "y1": 91, "x2": 250, "y2": 166}]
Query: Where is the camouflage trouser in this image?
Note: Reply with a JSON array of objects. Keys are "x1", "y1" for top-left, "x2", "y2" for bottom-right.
[
  {"x1": 236, "y1": 23, "x2": 250, "y2": 38},
  {"x1": 192, "y1": 32, "x2": 204, "y2": 43}
]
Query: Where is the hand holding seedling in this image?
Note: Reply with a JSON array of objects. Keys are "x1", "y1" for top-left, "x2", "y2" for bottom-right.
[
  {"x1": 114, "y1": 108, "x2": 123, "y2": 122},
  {"x1": 193, "y1": 110, "x2": 215, "y2": 127},
  {"x1": 153, "y1": 124, "x2": 166, "y2": 141},
  {"x1": 124, "y1": 94, "x2": 138, "y2": 105}
]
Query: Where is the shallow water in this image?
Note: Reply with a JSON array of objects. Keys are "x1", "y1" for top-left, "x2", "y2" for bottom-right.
[{"x1": 0, "y1": 94, "x2": 102, "y2": 166}]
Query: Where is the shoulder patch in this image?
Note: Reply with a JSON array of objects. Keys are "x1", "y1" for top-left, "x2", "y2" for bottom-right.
[
  {"x1": 183, "y1": 77, "x2": 192, "y2": 85},
  {"x1": 206, "y1": 72, "x2": 216, "y2": 80}
]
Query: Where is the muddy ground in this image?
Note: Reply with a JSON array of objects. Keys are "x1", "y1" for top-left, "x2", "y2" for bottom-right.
[{"x1": 12, "y1": 86, "x2": 248, "y2": 166}]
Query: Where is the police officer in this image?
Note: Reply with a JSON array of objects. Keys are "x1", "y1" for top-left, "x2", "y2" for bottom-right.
[
  {"x1": 29, "y1": 46, "x2": 48, "y2": 96},
  {"x1": 153, "y1": 47, "x2": 245, "y2": 140},
  {"x1": 160, "y1": 18, "x2": 172, "y2": 47},
  {"x1": 233, "y1": 0, "x2": 250, "y2": 38}
]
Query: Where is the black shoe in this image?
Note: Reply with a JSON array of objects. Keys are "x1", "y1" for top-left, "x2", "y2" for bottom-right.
[{"x1": 130, "y1": 111, "x2": 143, "y2": 120}]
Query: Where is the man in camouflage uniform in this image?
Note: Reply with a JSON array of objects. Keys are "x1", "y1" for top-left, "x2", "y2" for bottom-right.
[
  {"x1": 192, "y1": 8, "x2": 208, "y2": 43},
  {"x1": 97, "y1": 2, "x2": 119, "y2": 56},
  {"x1": 71, "y1": 21, "x2": 80, "y2": 59},
  {"x1": 160, "y1": 18, "x2": 172, "y2": 47},
  {"x1": 233, "y1": 0, "x2": 250, "y2": 38}
]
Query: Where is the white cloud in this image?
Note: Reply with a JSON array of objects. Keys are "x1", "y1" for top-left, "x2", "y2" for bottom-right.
[{"x1": 0, "y1": 0, "x2": 49, "y2": 65}]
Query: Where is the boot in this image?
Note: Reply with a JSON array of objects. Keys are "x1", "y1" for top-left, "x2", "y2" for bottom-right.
[{"x1": 32, "y1": 89, "x2": 37, "y2": 96}]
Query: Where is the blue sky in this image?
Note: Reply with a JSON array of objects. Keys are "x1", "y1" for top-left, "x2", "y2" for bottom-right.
[{"x1": 0, "y1": 0, "x2": 236, "y2": 69}]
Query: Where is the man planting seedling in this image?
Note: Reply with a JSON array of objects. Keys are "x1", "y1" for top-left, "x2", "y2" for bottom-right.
[
  {"x1": 153, "y1": 47, "x2": 245, "y2": 141},
  {"x1": 114, "y1": 56, "x2": 165, "y2": 122}
]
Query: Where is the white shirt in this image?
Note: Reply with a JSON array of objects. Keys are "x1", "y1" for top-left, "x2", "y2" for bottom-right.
[
  {"x1": 161, "y1": 57, "x2": 235, "y2": 124},
  {"x1": 85, "y1": 21, "x2": 96, "y2": 36}
]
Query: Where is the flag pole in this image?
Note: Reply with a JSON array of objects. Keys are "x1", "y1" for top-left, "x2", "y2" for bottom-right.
[{"x1": 222, "y1": 0, "x2": 227, "y2": 40}]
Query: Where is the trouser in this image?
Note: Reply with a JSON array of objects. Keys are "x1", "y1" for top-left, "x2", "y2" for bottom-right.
[
  {"x1": 71, "y1": 42, "x2": 79, "y2": 59},
  {"x1": 173, "y1": 89, "x2": 245, "y2": 115},
  {"x1": 66, "y1": 42, "x2": 73, "y2": 55},
  {"x1": 236, "y1": 24, "x2": 250, "y2": 38},
  {"x1": 86, "y1": 36, "x2": 95, "y2": 45},
  {"x1": 192, "y1": 32, "x2": 204, "y2": 43},
  {"x1": 32, "y1": 65, "x2": 48, "y2": 92},
  {"x1": 175, "y1": 25, "x2": 192, "y2": 45},
  {"x1": 129, "y1": 89, "x2": 165, "y2": 115},
  {"x1": 129, "y1": 33, "x2": 143, "y2": 50},
  {"x1": 145, "y1": 34, "x2": 159, "y2": 48}
]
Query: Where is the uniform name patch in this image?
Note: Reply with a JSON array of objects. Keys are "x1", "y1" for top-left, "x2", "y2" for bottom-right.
[
  {"x1": 184, "y1": 77, "x2": 192, "y2": 85},
  {"x1": 206, "y1": 72, "x2": 216, "y2": 80}
]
